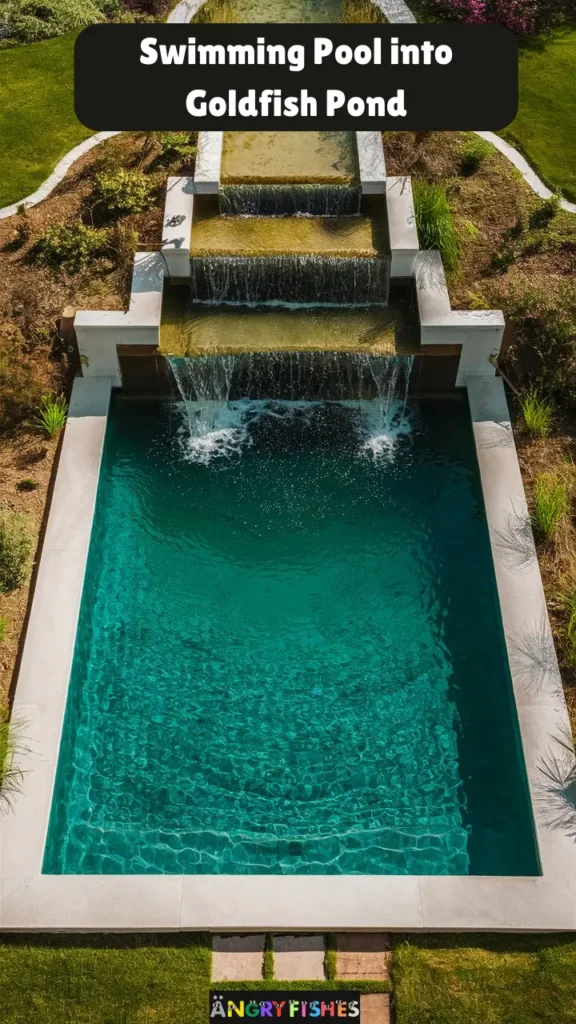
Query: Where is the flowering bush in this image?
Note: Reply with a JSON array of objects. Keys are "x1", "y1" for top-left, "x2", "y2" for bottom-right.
[{"x1": 431, "y1": 0, "x2": 567, "y2": 35}]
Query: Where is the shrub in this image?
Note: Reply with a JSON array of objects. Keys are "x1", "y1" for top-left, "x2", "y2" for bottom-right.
[
  {"x1": 35, "y1": 394, "x2": 68, "y2": 438},
  {"x1": 157, "y1": 132, "x2": 197, "y2": 162},
  {"x1": 532, "y1": 472, "x2": 569, "y2": 540},
  {"x1": 341, "y1": 0, "x2": 385, "y2": 22},
  {"x1": 192, "y1": 0, "x2": 237, "y2": 22},
  {"x1": 428, "y1": 0, "x2": 568, "y2": 36},
  {"x1": 31, "y1": 222, "x2": 110, "y2": 273},
  {"x1": 520, "y1": 388, "x2": 554, "y2": 437},
  {"x1": 92, "y1": 168, "x2": 153, "y2": 216},
  {"x1": 413, "y1": 181, "x2": 460, "y2": 271},
  {"x1": 492, "y1": 278, "x2": 576, "y2": 404},
  {"x1": 529, "y1": 192, "x2": 561, "y2": 229},
  {"x1": 460, "y1": 134, "x2": 492, "y2": 176},
  {"x1": 0, "y1": 512, "x2": 32, "y2": 593},
  {"x1": 0, "y1": 324, "x2": 56, "y2": 430},
  {"x1": 17, "y1": 479, "x2": 39, "y2": 492},
  {"x1": 0, "y1": 0, "x2": 106, "y2": 43}
]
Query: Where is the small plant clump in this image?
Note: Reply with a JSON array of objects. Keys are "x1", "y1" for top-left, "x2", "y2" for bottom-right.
[
  {"x1": 0, "y1": 710, "x2": 25, "y2": 810},
  {"x1": 35, "y1": 394, "x2": 68, "y2": 438},
  {"x1": 0, "y1": 511, "x2": 32, "y2": 594},
  {"x1": 0, "y1": 617, "x2": 7, "y2": 644},
  {"x1": 459, "y1": 134, "x2": 492, "y2": 176},
  {"x1": 413, "y1": 181, "x2": 460, "y2": 271},
  {"x1": 340, "y1": 0, "x2": 385, "y2": 23},
  {"x1": 16, "y1": 479, "x2": 39, "y2": 492},
  {"x1": 157, "y1": 132, "x2": 197, "y2": 162},
  {"x1": 520, "y1": 388, "x2": 554, "y2": 437},
  {"x1": 92, "y1": 168, "x2": 154, "y2": 216},
  {"x1": 529, "y1": 192, "x2": 562, "y2": 230},
  {"x1": 532, "y1": 472, "x2": 569, "y2": 541},
  {"x1": 31, "y1": 222, "x2": 111, "y2": 273}
]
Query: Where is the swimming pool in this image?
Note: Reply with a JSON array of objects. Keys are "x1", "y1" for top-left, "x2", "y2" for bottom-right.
[{"x1": 43, "y1": 390, "x2": 539, "y2": 876}]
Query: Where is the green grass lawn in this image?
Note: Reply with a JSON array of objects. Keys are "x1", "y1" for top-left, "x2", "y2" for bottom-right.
[
  {"x1": 0, "y1": 933, "x2": 212, "y2": 1024},
  {"x1": 0, "y1": 33, "x2": 91, "y2": 210},
  {"x1": 502, "y1": 22, "x2": 576, "y2": 203},
  {"x1": 393, "y1": 933, "x2": 576, "y2": 1024}
]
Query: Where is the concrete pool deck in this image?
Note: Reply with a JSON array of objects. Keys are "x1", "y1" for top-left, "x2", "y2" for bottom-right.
[{"x1": 1, "y1": 372, "x2": 575, "y2": 931}]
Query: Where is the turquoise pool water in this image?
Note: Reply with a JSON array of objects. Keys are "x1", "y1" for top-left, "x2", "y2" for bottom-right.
[{"x1": 44, "y1": 393, "x2": 539, "y2": 875}]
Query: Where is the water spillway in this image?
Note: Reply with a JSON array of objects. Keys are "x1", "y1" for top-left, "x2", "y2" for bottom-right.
[
  {"x1": 191, "y1": 254, "x2": 390, "y2": 305},
  {"x1": 218, "y1": 183, "x2": 362, "y2": 217},
  {"x1": 167, "y1": 351, "x2": 414, "y2": 464},
  {"x1": 189, "y1": 194, "x2": 391, "y2": 306}
]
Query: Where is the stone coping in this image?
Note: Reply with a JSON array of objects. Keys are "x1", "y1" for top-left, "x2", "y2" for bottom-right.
[{"x1": 1, "y1": 372, "x2": 575, "y2": 930}]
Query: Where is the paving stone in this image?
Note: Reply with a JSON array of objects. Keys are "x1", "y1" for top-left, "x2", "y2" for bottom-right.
[
  {"x1": 335, "y1": 933, "x2": 391, "y2": 980},
  {"x1": 273, "y1": 934, "x2": 326, "y2": 980},
  {"x1": 360, "y1": 993, "x2": 391, "y2": 1024},
  {"x1": 212, "y1": 934, "x2": 265, "y2": 981}
]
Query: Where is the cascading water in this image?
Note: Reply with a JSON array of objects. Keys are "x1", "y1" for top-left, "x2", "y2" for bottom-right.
[
  {"x1": 219, "y1": 184, "x2": 362, "y2": 217},
  {"x1": 191, "y1": 255, "x2": 390, "y2": 306},
  {"x1": 168, "y1": 352, "x2": 413, "y2": 465}
]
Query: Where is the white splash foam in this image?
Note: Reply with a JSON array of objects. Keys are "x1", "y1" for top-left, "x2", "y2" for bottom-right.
[{"x1": 357, "y1": 399, "x2": 413, "y2": 461}]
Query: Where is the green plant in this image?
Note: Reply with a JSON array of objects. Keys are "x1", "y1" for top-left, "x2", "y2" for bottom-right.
[
  {"x1": 520, "y1": 388, "x2": 554, "y2": 437},
  {"x1": 35, "y1": 394, "x2": 68, "y2": 438},
  {"x1": 158, "y1": 132, "x2": 197, "y2": 162},
  {"x1": 460, "y1": 134, "x2": 492, "y2": 176},
  {"x1": 485, "y1": 278, "x2": 576, "y2": 404},
  {"x1": 31, "y1": 222, "x2": 110, "y2": 272},
  {"x1": 529, "y1": 191, "x2": 561, "y2": 229},
  {"x1": 0, "y1": 712, "x2": 25, "y2": 810},
  {"x1": 192, "y1": 0, "x2": 238, "y2": 22},
  {"x1": 0, "y1": 0, "x2": 106, "y2": 44},
  {"x1": 92, "y1": 167, "x2": 153, "y2": 216},
  {"x1": 262, "y1": 934, "x2": 274, "y2": 980},
  {"x1": 413, "y1": 181, "x2": 460, "y2": 271},
  {"x1": 17, "y1": 479, "x2": 39, "y2": 492},
  {"x1": 0, "y1": 323, "x2": 57, "y2": 430},
  {"x1": 324, "y1": 934, "x2": 337, "y2": 981},
  {"x1": 532, "y1": 472, "x2": 569, "y2": 540},
  {"x1": 491, "y1": 246, "x2": 517, "y2": 273},
  {"x1": 0, "y1": 512, "x2": 32, "y2": 593},
  {"x1": 340, "y1": 0, "x2": 385, "y2": 22},
  {"x1": 0, "y1": 617, "x2": 7, "y2": 644}
]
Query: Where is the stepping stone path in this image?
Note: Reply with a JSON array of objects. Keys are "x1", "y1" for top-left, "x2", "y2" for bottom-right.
[
  {"x1": 273, "y1": 934, "x2": 326, "y2": 980},
  {"x1": 335, "y1": 933, "x2": 391, "y2": 980},
  {"x1": 360, "y1": 993, "x2": 391, "y2": 1024},
  {"x1": 212, "y1": 934, "x2": 266, "y2": 981}
]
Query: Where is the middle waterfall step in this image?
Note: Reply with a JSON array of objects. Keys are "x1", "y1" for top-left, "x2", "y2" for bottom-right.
[{"x1": 189, "y1": 195, "x2": 391, "y2": 305}]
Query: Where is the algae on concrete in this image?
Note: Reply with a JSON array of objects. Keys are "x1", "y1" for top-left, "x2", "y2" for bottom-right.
[
  {"x1": 160, "y1": 288, "x2": 419, "y2": 357},
  {"x1": 221, "y1": 131, "x2": 359, "y2": 185}
]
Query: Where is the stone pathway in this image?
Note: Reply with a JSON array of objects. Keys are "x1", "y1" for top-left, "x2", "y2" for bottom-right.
[
  {"x1": 212, "y1": 934, "x2": 266, "y2": 981},
  {"x1": 360, "y1": 993, "x2": 391, "y2": 1024},
  {"x1": 335, "y1": 933, "x2": 391, "y2": 980},
  {"x1": 273, "y1": 934, "x2": 326, "y2": 980}
]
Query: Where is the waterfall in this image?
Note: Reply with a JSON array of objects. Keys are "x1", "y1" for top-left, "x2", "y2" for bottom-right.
[
  {"x1": 191, "y1": 255, "x2": 390, "y2": 306},
  {"x1": 219, "y1": 184, "x2": 362, "y2": 217},
  {"x1": 168, "y1": 352, "x2": 413, "y2": 464}
]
